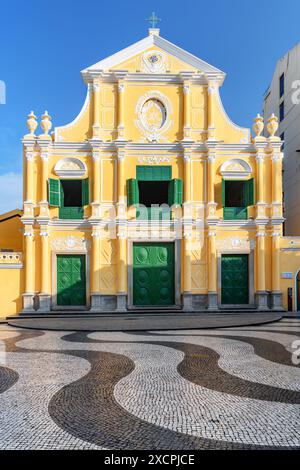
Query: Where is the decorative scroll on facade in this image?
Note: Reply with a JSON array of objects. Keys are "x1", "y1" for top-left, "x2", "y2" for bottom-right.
[
  {"x1": 216, "y1": 237, "x2": 255, "y2": 251},
  {"x1": 51, "y1": 236, "x2": 91, "y2": 252}
]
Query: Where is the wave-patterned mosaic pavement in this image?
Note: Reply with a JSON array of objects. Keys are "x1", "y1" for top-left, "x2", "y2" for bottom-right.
[{"x1": 0, "y1": 318, "x2": 299, "y2": 449}]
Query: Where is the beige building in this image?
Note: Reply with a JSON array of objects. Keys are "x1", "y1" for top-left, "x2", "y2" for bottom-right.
[{"x1": 263, "y1": 41, "x2": 300, "y2": 235}]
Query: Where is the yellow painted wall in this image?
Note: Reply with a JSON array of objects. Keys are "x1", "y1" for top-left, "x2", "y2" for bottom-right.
[
  {"x1": 0, "y1": 269, "x2": 24, "y2": 316},
  {"x1": 0, "y1": 211, "x2": 23, "y2": 252},
  {"x1": 280, "y1": 237, "x2": 300, "y2": 310}
]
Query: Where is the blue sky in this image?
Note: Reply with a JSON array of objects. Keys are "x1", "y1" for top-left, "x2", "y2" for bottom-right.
[{"x1": 1, "y1": 0, "x2": 300, "y2": 212}]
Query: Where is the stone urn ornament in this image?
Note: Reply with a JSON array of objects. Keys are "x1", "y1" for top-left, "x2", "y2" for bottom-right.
[
  {"x1": 40, "y1": 111, "x2": 52, "y2": 138},
  {"x1": 267, "y1": 113, "x2": 279, "y2": 137},
  {"x1": 26, "y1": 111, "x2": 38, "y2": 136},
  {"x1": 253, "y1": 113, "x2": 264, "y2": 137}
]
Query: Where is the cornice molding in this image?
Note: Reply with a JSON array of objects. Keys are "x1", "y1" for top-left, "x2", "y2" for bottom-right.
[{"x1": 44, "y1": 140, "x2": 258, "y2": 156}]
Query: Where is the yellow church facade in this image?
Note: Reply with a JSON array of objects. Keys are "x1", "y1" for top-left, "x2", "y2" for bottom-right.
[{"x1": 1, "y1": 28, "x2": 300, "y2": 316}]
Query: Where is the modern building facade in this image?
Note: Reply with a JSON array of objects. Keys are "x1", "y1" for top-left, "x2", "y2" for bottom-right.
[
  {"x1": 3, "y1": 27, "x2": 300, "y2": 315},
  {"x1": 263, "y1": 41, "x2": 300, "y2": 235}
]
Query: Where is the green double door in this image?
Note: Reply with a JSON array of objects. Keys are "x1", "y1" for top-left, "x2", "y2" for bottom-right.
[
  {"x1": 57, "y1": 255, "x2": 86, "y2": 306},
  {"x1": 221, "y1": 254, "x2": 249, "y2": 305},
  {"x1": 133, "y1": 242, "x2": 175, "y2": 307}
]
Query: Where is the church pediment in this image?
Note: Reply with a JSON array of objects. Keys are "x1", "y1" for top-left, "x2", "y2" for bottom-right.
[{"x1": 81, "y1": 32, "x2": 225, "y2": 80}]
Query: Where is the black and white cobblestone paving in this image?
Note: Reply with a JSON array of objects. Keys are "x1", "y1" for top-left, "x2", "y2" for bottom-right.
[{"x1": 0, "y1": 319, "x2": 299, "y2": 449}]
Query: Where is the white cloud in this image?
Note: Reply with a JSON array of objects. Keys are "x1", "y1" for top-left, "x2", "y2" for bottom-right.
[{"x1": 0, "y1": 172, "x2": 22, "y2": 214}]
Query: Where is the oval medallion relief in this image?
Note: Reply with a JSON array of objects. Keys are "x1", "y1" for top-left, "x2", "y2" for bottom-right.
[{"x1": 140, "y1": 99, "x2": 166, "y2": 133}]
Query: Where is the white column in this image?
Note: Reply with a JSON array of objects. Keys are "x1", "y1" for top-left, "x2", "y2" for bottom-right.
[
  {"x1": 38, "y1": 229, "x2": 51, "y2": 311},
  {"x1": 207, "y1": 151, "x2": 217, "y2": 219},
  {"x1": 116, "y1": 144, "x2": 126, "y2": 220},
  {"x1": 255, "y1": 229, "x2": 268, "y2": 310},
  {"x1": 182, "y1": 82, "x2": 191, "y2": 140},
  {"x1": 90, "y1": 229, "x2": 101, "y2": 311},
  {"x1": 23, "y1": 229, "x2": 35, "y2": 311},
  {"x1": 23, "y1": 144, "x2": 36, "y2": 220},
  {"x1": 38, "y1": 146, "x2": 50, "y2": 219},
  {"x1": 90, "y1": 145, "x2": 101, "y2": 219},
  {"x1": 117, "y1": 229, "x2": 127, "y2": 311},
  {"x1": 92, "y1": 81, "x2": 101, "y2": 139},
  {"x1": 207, "y1": 230, "x2": 218, "y2": 310},
  {"x1": 117, "y1": 81, "x2": 126, "y2": 141},
  {"x1": 271, "y1": 150, "x2": 283, "y2": 220},
  {"x1": 207, "y1": 82, "x2": 217, "y2": 141},
  {"x1": 271, "y1": 231, "x2": 283, "y2": 310}
]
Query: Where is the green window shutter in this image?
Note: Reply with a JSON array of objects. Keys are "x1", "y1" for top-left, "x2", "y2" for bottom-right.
[
  {"x1": 48, "y1": 178, "x2": 61, "y2": 206},
  {"x1": 59, "y1": 207, "x2": 84, "y2": 220},
  {"x1": 126, "y1": 178, "x2": 139, "y2": 206},
  {"x1": 81, "y1": 178, "x2": 89, "y2": 206},
  {"x1": 224, "y1": 207, "x2": 247, "y2": 220},
  {"x1": 160, "y1": 166, "x2": 172, "y2": 181},
  {"x1": 222, "y1": 179, "x2": 226, "y2": 206},
  {"x1": 244, "y1": 178, "x2": 254, "y2": 207},
  {"x1": 136, "y1": 166, "x2": 172, "y2": 181},
  {"x1": 168, "y1": 179, "x2": 183, "y2": 205}
]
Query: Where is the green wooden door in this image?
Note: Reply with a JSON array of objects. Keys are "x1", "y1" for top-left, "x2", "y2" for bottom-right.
[
  {"x1": 57, "y1": 255, "x2": 86, "y2": 306},
  {"x1": 133, "y1": 242, "x2": 175, "y2": 306},
  {"x1": 221, "y1": 254, "x2": 249, "y2": 305}
]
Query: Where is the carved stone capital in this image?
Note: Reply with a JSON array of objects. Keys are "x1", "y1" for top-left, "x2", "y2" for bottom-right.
[
  {"x1": 93, "y1": 82, "x2": 100, "y2": 92},
  {"x1": 91, "y1": 231, "x2": 101, "y2": 238},
  {"x1": 92, "y1": 151, "x2": 100, "y2": 162},
  {"x1": 256, "y1": 154, "x2": 265, "y2": 162},
  {"x1": 41, "y1": 152, "x2": 49, "y2": 162},
  {"x1": 26, "y1": 152, "x2": 35, "y2": 162},
  {"x1": 117, "y1": 150, "x2": 125, "y2": 161},
  {"x1": 207, "y1": 85, "x2": 217, "y2": 95},
  {"x1": 272, "y1": 153, "x2": 282, "y2": 163}
]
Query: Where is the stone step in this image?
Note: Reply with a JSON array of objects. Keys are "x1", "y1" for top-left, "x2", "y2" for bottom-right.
[{"x1": 10, "y1": 308, "x2": 281, "y2": 320}]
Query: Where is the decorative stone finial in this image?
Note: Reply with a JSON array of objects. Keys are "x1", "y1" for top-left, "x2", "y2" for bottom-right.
[
  {"x1": 253, "y1": 113, "x2": 264, "y2": 137},
  {"x1": 26, "y1": 111, "x2": 38, "y2": 136},
  {"x1": 40, "y1": 111, "x2": 52, "y2": 138},
  {"x1": 267, "y1": 113, "x2": 279, "y2": 137}
]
